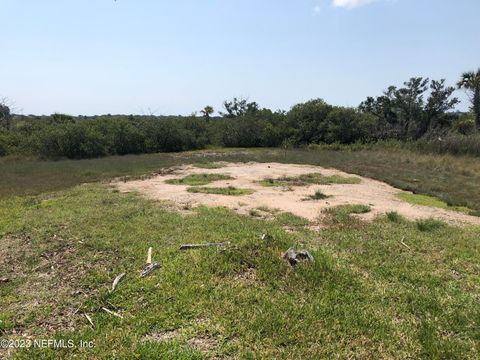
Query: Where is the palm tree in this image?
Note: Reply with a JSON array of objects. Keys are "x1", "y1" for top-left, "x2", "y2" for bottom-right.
[
  {"x1": 200, "y1": 106, "x2": 214, "y2": 121},
  {"x1": 457, "y1": 69, "x2": 480, "y2": 130}
]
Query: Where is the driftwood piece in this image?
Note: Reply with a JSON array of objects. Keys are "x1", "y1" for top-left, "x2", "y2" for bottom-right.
[
  {"x1": 102, "y1": 307, "x2": 124, "y2": 319},
  {"x1": 400, "y1": 237, "x2": 411, "y2": 251},
  {"x1": 111, "y1": 273, "x2": 126, "y2": 292},
  {"x1": 179, "y1": 242, "x2": 230, "y2": 250},
  {"x1": 147, "y1": 247, "x2": 153, "y2": 265},
  {"x1": 283, "y1": 248, "x2": 314, "y2": 266},
  {"x1": 84, "y1": 313, "x2": 94, "y2": 327},
  {"x1": 140, "y1": 263, "x2": 161, "y2": 278}
]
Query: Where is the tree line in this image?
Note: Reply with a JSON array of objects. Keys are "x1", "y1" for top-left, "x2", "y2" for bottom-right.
[{"x1": 1, "y1": 70, "x2": 479, "y2": 159}]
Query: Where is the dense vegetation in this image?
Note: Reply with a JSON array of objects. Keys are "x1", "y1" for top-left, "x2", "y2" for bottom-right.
[{"x1": 1, "y1": 72, "x2": 479, "y2": 159}]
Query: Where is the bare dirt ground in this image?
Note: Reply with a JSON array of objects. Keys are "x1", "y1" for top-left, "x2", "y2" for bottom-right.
[{"x1": 115, "y1": 162, "x2": 480, "y2": 226}]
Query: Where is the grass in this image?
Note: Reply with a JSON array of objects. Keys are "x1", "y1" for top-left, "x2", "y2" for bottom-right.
[
  {"x1": 386, "y1": 211, "x2": 405, "y2": 223},
  {"x1": 2, "y1": 148, "x2": 480, "y2": 216},
  {"x1": 324, "y1": 204, "x2": 372, "y2": 226},
  {"x1": 303, "y1": 190, "x2": 330, "y2": 201},
  {"x1": 396, "y1": 192, "x2": 474, "y2": 215},
  {"x1": 416, "y1": 218, "x2": 447, "y2": 232},
  {"x1": 1, "y1": 185, "x2": 479, "y2": 359},
  {"x1": 165, "y1": 173, "x2": 232, "y2": 186},
  {"x1": 260, "y1": 173, "x2": 361, "y2": 187},
  {"x1": 187, "y1": 186, "x2": 254, "y2": 196}
]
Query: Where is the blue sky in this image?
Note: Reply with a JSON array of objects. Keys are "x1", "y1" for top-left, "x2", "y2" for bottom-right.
[{"x1": 1, "y1": 0, "x2": 479, "y2": 115}]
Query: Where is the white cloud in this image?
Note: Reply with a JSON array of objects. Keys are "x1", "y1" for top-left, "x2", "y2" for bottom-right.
[{"x1": 333, "y1": 0, "x2": 375, "y2": 9}]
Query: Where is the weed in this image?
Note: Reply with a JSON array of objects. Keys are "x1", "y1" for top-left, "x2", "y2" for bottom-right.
[{"x1": 304, "y1": 190, "x2": 330, "y2": 201}]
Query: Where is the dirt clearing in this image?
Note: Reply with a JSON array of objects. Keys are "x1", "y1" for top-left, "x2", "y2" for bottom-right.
[{"x1": 115, "y1": 162, "x2": 480, "y2": 226}]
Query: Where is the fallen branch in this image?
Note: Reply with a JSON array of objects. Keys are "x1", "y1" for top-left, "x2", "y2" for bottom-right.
[
  {"x1": 140, "y1": 263, "x2": 161, "y2": 278},
  {"x1": 179, "y1": 242, "x2": 230, "y2": 250},
  {"x1": 147, "y1": 247, "x2": 153, "y2": 265},
  {"x1": 111, "y1": 273, "x2": 126, "y2": 292},
  {"x1": 102, "y1": 307, "x2": 124, "y2": 319},
  {"x1": 400, "y1": 237, "x2": 411, "y2": 251},
  {"x1": 84, "y1": 313, "x2": 94, "y2": 327}
]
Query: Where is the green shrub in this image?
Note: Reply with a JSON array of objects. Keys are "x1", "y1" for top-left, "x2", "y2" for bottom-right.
[
  {"x1": 416, "y1": 218, "x2": 446, "y2": 232},
  {"x1": 386, "y1": 211, "x2": 404, "y2": 223}
]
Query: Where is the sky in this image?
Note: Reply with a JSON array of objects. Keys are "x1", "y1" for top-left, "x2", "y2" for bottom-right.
[{"x1": 1, "y1": 0, "x2": 479, "y2": 116}]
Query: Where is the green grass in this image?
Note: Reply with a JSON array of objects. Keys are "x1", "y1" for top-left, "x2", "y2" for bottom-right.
[
  {"x1": 260, "y1": 173, "x2": 360, "y2": 187},
  {"x1": 324, "y1": 204, "x2": 372, "y2": 226},
  {"x1": 1, "y1": 185, "x2": 479, "y2": 359},
  {"x1": 416, "y1": 218, "x2": 447, "y2": 232},
  {"x1": 396, "y1": 192, "x2": 474, "y2": 215},
  {"x1": 187, "y1": 186, "x2": 254, "y2": 196},
  {"x1": 304, "y1": 190, "x2": 330, "y2": 201},
  {"x1": 166, "y1": 173, "x2": 233, "y2": 186},
  {"x1": 2, "y1": 148, "x2": 480, "y2": 216},
  {"x1": 386, "y1": 211, "x2": 405, "y2": 223}
]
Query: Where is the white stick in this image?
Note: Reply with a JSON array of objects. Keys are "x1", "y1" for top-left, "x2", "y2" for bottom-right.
[
  {"x1": 111, "y1": 273, "x2": 126, "y2": 292},
  {"x1": 400, "y1": 237, "x2": 411, "y2": 250},
  {"x1": 84, "y1": 313, "x2": 94, "y2": 327},
  {"x1": 147, "y1": 247, "x2": 152, "y2": 265},
  {"x1": 102, "y1": 307, "x2": 124, "y2": 319}
]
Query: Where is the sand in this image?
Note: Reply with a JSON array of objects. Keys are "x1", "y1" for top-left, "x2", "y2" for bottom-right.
[{"x1": 114, "y1": 162, "x2": 480, "y2": 226}]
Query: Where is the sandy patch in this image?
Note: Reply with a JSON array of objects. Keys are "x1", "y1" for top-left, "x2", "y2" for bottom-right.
[{"x1": 114, "y1": 162, "x2": 480, "y2": 226}]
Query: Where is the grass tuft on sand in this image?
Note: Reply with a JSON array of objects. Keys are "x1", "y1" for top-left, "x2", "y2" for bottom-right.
[
  {"x1": 166, "y1": 173, "x2": 232, "y2": 186},
  {"x1": 304, "y1": 190, "x2": 330, "y2": 201},
  {"x1": 187, "y1": 186, "x2": 254, "y2": 196},
  {"x1": 260, "y1": 173, "x2": 360, "y2": 187}
]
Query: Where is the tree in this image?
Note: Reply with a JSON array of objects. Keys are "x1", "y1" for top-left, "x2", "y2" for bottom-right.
[
  {"x1": 360, "y1": 78, "x2": 458, "y2": 139},
  {"x1": 457, "y1": 69, "x2": 480, "y2": 130},
  {"x1": 286, "y1": 99, "x2": 333, "y2": 144},
  {"x1": 220, "y1": 97, "x2": 259, "y2": 118},
  {"x1": 0, "y1": 98, "x2": 12, "y2": 131},
  {"x1": 424, "y1": 80, "x2": 459, "y2": 134},
  {"x1": 200, "y1": 105, "x2": 214, "y2": 120}
]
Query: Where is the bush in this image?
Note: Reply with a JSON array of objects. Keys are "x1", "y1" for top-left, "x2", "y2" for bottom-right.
[
  {"x1": 36, "y1": 123, "x2": 107, "y2": 159},
  {"x1": 324, "y1": 108, "x2": 376, "y2": 144},
  {"x1": 414, "y1": 134, "x2": 480, "y2": 157},
  {"x1": 0, "y1": 132, "x2": 8, "y2": 156}
]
